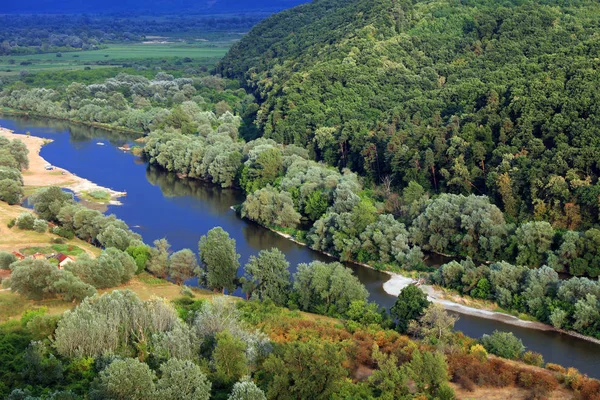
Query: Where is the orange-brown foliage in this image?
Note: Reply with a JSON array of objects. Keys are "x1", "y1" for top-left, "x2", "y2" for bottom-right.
[{"x1": 580, "y1": 378, "x2": 600, "y2": 400}]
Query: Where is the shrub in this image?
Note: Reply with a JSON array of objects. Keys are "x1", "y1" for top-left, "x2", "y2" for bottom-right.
[
  {"x1": 518, "y1": 371, "x2": 534, "y2": 389},
  {"x1": 521, "y1": 351, "x2": 544, "y2": 367},
  {"x1": 457, "y1": 375, "x2": 475, "y2": 392},
  {"x1": 564, "y1": 368, "x2": 583, "y2": 390},
  {"x1": 469, "y1": 344, "x2": 488, "y2": 361},
  {"x1": 580, "y1": 378, "x2": 600, "y2": 400},
  {"x1": 16, "y1": 212, "x2": 36, "y2": 230},
  {"x1": 481, "y1": 331, "x2": 525, "y2": 360},
  {"x1": 435, "y1": 383, "x2": 456, "y2": 400},
  {"x1": 545, "y1": 363, "x2": 566, "y2": 374},
  {"x1": 180, "y1": 286, "x2": 194, "y2": 298},
  {"x1": 53, "y1": 226, "x2": 75, "y2": 239},
  {"x1": 33, "y1": 219, "x2": 48, "y2": 233},
  {"x1": 7, "y1": 218, "x2": 15, "y2": 228},
  {"x1": 0, "y1": 251, "x2": 17, "y2": 269}
]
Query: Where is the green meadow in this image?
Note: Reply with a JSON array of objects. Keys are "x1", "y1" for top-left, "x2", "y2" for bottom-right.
[{"x1": 0, "y1": 43, "x2": 229, "y2": 77}]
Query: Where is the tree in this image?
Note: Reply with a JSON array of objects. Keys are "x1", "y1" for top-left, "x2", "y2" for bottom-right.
[
  {"x1": 263, "y1": 341, "x2": 347, "y2": 400},
  {"x1": 228, "y1": 378, "x2": 266, "y2": 400},
  {"x1": 0, "y1": 251, "x2": 17, "y2": 269},
  {"x1": 408, "y1": 303, "x2": 457, "y2": 345},
  {"x1": 89, "y1": 358, "x2": 156, "y2": 400},
  {"x1": 390, "y1": 285, "x2": 430, "y2": 333},
  {"x1": 168, "y1": 249, "x2": 198, "y2": 285},
  {"x1": 410, "y1": 194, "x2": 508, "y2": 261},
  {"x1": 513, "y1": 221, "x2": 555, "y2": 267},
  {"x1": 0, "y1": 178, "x2": 23, "y2": 205},
  {"x1": 33, "y1": 219, "x2": 47, "y2": 233},
  {"x1": 481, "y1": 331, "x2": 525, "y2": 360},
  {"x1": 242, "y1": 248, "x2": 290, "y2": 305},
  {"x1": 148, "y1": 238, "x2": 171, "y2": 279},
  {"x1": 22, "y1": 341, "x2": 64, "y2": 386},
  {"x1": 52, "y1": 270, "x2": 96, "y2": 302},
  {"x1": 97, "y1": 224, "x2": 139, "y2": 251},
  {"x1": 304, "y1": 190, "x2": 328, "y2": 221},
  {"x1": 368, "y1": 345, "x2": 409, "y2": 399},
  {"x1": 151, "y1": 321, "x2": 199, "y2": 362},
  {"x1": 126, "y1": 245, "x2": 151, "y2": 274},
  {"x1": 9, "y1": 259, "x2": 59, "y2": 300},
  {"x1": 16, "y1": 212, "x2": 35, "y2": 230},
  {"x1": 156, "y1": 358, "x2": 211, "y2": 400},
  {"x1": 213, "y1": 331, "x2": 248, "y2": 384},
  {"x1": 346, "y1": 300, "x2": 384, "y2": 326},
  {"x1": 487, "y1": 261, "x2": 528, "y2": 308},
  {"x1": 54, "y1": 291, "x2": 178, "y2": 358},
  {"x1": 8, "y1": 139, "x2": 28, "y2": 170},
  {"x1": 292, "y1": 261, "x2": 368, "y2": 316},
  {"x1": 241, "y1": 186, "x2": 301, "y2": 228},
  {"x1": 31, "y1": 186, "x2": 73, "y2": 221},
  {"x1": 89, "y1": 248, "x2": 137, "y2": 288},
  {"x1": 405, "y1": 350, "x2": 449, "y2": 396},
  {"x1": 198, "y1": 227, "x2": 240, "y2": 293}
]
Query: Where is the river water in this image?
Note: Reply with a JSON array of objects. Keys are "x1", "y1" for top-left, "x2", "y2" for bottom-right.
[{"x1": 2, "y1": 115, "x2": 599, "y2": 377}]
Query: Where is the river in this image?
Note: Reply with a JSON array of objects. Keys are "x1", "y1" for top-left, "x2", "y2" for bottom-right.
[{"x1": 2, "y1": 115, "x2": 599, "y2": 378}]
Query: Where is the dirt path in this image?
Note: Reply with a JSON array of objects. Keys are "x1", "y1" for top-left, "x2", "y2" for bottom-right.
[{"x1": 0, "y1": 127, "x2": 126, "y2": 204}]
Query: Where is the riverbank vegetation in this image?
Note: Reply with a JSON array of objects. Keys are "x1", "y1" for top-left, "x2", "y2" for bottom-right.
[
  {"x1": 2, "y1": 287, "x2": 599, "y2": 399},
  {"x1": 0, "y1": 135, "x2": 27, "y2": 204}
]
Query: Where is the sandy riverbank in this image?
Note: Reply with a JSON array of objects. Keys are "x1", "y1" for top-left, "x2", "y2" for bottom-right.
[
  {"x1": 259, "y1": 217, "x2": 600, "y2": 343},
  {"x1": 0, "y1": 127, "x2": 125, "y2": 205},
  {"x1": 383, "y1": 272, "x2": 600, "y2": 344}
]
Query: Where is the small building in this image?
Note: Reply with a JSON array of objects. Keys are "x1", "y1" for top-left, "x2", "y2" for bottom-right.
[
  {"x1": 31, "y1": 252, "x2": 46, "y2": 260},
  {"x1": 56, "y1": 253, "x2": 75, "y2": 269},
  {"x1": 12, "y1": 251, "x2": 25, "y2": 260}
]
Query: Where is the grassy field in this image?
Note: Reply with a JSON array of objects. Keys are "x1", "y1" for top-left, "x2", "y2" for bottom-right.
[
  {"x1": 0, "y1": 201, "x2": 100, "y2": 257},
  {"x1": 0, "y1": 43, "x2": 229, "y2": 77}
]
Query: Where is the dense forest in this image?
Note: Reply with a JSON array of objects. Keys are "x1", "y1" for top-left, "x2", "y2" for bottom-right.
[{"x1": 218, "y1": 0, "x2": 600, "y2": 229}]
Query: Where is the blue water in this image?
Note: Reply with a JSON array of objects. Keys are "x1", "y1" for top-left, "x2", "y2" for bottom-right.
[{"x1": 2, "y1": 115, "x2": 600, "y2": 377}]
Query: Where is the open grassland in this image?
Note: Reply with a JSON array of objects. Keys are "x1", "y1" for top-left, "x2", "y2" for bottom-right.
[{"x1": 0, "y1": 43, "x2": 229, "y2": 77}]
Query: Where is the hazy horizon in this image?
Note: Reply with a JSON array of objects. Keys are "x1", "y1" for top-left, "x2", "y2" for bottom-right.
[{"x1": 1, "y1": 0, "x2": 309, "y2": 14}]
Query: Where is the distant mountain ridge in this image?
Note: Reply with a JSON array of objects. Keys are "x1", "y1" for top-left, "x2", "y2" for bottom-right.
[{"x1": 1, "y1": 0, "x2": 309, "y2": 14}]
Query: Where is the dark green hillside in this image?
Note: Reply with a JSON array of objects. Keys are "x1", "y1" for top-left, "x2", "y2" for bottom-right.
[{"x1": 218, "y1": 0, "x2": 600, "y2": 228}]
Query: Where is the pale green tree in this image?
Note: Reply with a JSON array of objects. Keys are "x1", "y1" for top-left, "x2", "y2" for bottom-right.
[
  {"x1": 168, "y1": 249, "x2": 198, "y2": 285},
  {"x1": 228, "y1": 377, "x2": 266, "y2": 400},
  {"x1": 199, "y1": 227, "x2": 240, "y2": 293},
  {"x1": 242, "y1": 248, "x2": 290, "y2": 305},
  {"x1": 156, "y1": 358, "x2": 211, "y2": 400},
  {"x1": 89, "y1": 358, "x2": 156, "y2": 400}
]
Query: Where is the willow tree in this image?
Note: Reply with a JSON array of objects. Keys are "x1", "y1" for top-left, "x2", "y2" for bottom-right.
[{"x1": 198, "y1": 227, "x2": 240, "y2": 293}]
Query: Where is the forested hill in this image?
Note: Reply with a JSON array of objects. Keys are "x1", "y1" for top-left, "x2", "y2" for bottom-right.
[{"x1": 218, "y1": 0, "x2": 600, "y2": 228}]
